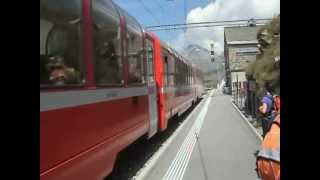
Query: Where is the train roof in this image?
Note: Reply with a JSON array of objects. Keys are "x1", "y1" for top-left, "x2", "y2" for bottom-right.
[
  {"x1": 112, "y1": 4, "x2": 200, "y2": 67},
  {"x1": 111, "y1": 1, "x2": 195, "y2": 68},
  {"x1": 142, "y1": 31, "x2": 192, "y2": 66}
]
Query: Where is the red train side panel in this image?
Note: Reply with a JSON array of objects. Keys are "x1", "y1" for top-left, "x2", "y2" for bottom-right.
[{"x1": 40, "y1": 91, "x2": 149, "y2": 180}]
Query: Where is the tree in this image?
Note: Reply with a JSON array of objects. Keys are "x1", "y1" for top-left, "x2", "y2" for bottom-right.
[{"x1": 246, "y1": 15, "x2": 280, "y2": 96}]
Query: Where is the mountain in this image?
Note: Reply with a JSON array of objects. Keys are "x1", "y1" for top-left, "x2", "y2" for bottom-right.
[
  {"x1": 181, "y1": 44, "x2": 224, "y2": 73},
  {"x1": 180, "y1": 44, "x2": 226, "y2": 88}
]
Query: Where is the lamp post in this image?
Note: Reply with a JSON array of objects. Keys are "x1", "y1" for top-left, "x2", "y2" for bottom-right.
[{"x1": 210, "y1": 43, "x2": 217, "y2": 88}]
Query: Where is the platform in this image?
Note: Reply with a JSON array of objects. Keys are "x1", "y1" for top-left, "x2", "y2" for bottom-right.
[{"x1": 134, "y1": 89, "x2": 262, "y2": 180}]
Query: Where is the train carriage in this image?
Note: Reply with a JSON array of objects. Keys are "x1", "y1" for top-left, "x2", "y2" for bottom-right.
[{"x1": 40, "y1": 0, "x2": 204, "y2": 179}]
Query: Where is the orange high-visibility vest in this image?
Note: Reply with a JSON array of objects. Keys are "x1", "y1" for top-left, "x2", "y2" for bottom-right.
[{"x1": 257, "y1": 115, "x2": 280, "y2": 180}]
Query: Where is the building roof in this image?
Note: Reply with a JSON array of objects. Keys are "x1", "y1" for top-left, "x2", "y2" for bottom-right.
[{"x1": 225, "y1": 25, "x2": 262, "y2": 44}]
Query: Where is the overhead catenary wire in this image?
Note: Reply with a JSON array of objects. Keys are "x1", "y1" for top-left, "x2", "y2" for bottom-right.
[
  {"x1": 145, "y1": 18, "x2": 272, "y2": 29},
  {"x1": 147, "y1": 20, "x2": 270, "y2": 31},
  {"x1": 139, "y1": 0, "x2": 178, "y2": 39},
  {"x1": 136, "y1": 0, "x2": 176, "y2": 40},
  {"x1": 155, "y1": 0, "x2": 180, "y2": 42}
]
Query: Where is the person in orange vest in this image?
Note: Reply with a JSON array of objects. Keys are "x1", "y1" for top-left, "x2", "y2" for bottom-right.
[{"x1": 255, "y1": 113, "x2": 280, "y2": 180}]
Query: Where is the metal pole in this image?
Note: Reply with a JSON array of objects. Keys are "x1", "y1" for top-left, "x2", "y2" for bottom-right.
[
  {"x1": 240, "y1": 82, "x2": 243, "y2": 109},
  {"x1": 246, "y1": 82, "x2": 249, "y2": 114},
  {"x1": 237, "y1": 73, "x2": 239, "y2": 107},
  {"x1": 240, "y1": 82, "x2": 242, "y2": 109},
  {"x1": 216, "y1": 65, "x2": 218, "y2": 89},
  {"x1": 250, "y1": 81, "x2": 254, "y2": 117}
]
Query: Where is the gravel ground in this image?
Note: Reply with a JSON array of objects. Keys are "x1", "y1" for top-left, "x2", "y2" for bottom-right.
[{"x1": 104, "y1": 99, "x2": 203, "y2": 180}]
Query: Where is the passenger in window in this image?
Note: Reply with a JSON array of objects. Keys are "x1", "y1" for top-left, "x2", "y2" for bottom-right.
[
  {"x1": 48, "y1": 56, "x2": 78, "y2": 85},
  {"x1": 95, "y1": 40, "x2": 122, "y2": 84},
  {"x1": 128, "y1": 61, "x2": 140, "y2": 83},
  {"x1": 99, "y1": 42, "x2": 116, "y2": 59}
]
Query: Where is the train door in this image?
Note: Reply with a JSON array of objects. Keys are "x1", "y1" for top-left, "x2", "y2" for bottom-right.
[{"x1": 146, "y1": 38, "x2": 158, "y2": 138}]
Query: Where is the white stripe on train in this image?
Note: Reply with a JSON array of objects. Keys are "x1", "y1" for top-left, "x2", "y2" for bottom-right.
[
  {"x1": 40, "y1": 85, "x2": 196, "y2": 112},
  {"x1": 40, "y1": 87, "x2": 148, "y2": 112}
]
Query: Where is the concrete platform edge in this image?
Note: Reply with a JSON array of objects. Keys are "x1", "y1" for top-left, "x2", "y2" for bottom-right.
[
  {"x1": 132, "y1": 92, "x2": 210, "y2": 180},
  {"x1": 230, "y1": 100, "x2": 263, "y2": 142}
]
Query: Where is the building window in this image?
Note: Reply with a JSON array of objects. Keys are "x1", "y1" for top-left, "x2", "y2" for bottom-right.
[{"x1": 40, "y1": 0, "x2": 83, "y2": 86}]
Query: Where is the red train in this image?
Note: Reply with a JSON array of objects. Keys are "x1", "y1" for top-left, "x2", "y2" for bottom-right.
[{"x1": 40, "y1": 0, "x2": 204, "y2": 179}]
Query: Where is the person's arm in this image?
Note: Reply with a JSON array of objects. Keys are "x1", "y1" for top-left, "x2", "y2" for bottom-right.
[{"x1": 259, "y1": 103, "x2": 267, "y2": 114}]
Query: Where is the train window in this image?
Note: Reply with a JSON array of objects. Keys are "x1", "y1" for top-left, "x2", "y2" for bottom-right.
[
  {"x1": 188, "y1": 67, "x2": 190, "y2": 85},
  {"x1": 162, "y1": 55, "x2": 167, "y2": 87},
  {"x1": 40, "y1": 0, "x2": 84, "y2": 86},
  {"x1": 183, "y1": 63, "x2": 187, "y2": 85},
  {"x1": 92, "y1": 0, "x2": 123, "y2": 86},
  {"x1": 180, "y1": 61, "x2": 183, "y2": 85},
  {"x1": 181, "y1": 62, "x2": 184, "y2": 86},
  {"x1": 188, "y1": 67, "x2": 192, "y2": 85},
  {"x1": 180, "y1": 62, "x2": 184, "y2": 86},
  {"x1": 165, "y1": 56, "x2": 169, "y2": 86},
  {"x1": 186, "y1": 65, "x2": 189, "y2": 85},
  {"x1": 189, "y1": 67, "x2": 191, "y2": 85},
  {"x1": 190, "y1": 67, "x2": 192, "y2": 85},
  {"x1": 175, "y1": 59, "x2": 179, "y2": 86},
  {"x1": 165, "y1": 56, "x2": 168, "y2": 87},
  {"x1": 184, "y1": 64, "x2": 187, "y2": 85},
  {"x1": 182, "y1": 63, "x2": 185, "y2": 86},
  {"x1": 146, "y1": 39, "x2": 154, "y2": 82},
  {"x1": 168, "y1": 54, "x2": 175, "y2": 86},
  {"x1": 187, "y1": 66, "x2": 189, "y2": 85},
  {"x1": 190, "y1": 67, "x2": 193, "y2": 85},
  {"x1": 176, "y1": 60, "x2": 180, "y2": 86},
  {"x1": 127, "y1": 30, "x2": 144, "y2": 84},
  {"x1": 122, "y1": 10, "x2": 144, "y2": 85},
  {"x1": 180, "y1": 63, "x2": 182, "y2": 86},
  {"x1": 162, "y1": 49, "x2": 171, "y2": 87}
]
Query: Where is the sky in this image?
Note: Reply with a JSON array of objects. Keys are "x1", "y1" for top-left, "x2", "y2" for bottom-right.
[{"x1": 113, "y1": 0, "x2": 280, "y2": 55}]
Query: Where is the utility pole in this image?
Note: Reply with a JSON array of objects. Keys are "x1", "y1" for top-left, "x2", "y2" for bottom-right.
[
  {"x1": 210, "y1": 43, "x2": 215, "y2": 63},
  {"x1": 210, "y1": 42, "x2": 218, "y2": 88},
  {"x1": 236, "y1": 73, "x2": 239, "y2": 106}
]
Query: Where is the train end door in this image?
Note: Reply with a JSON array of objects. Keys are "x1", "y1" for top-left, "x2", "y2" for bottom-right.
[{"x1": 146, "y1": 38, "x2": 158, "y2": 138}]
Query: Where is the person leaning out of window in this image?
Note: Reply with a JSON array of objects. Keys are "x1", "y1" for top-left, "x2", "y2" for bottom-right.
[{"x1": 47, "y1": 56, "x2": 79, "y2": 85}]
